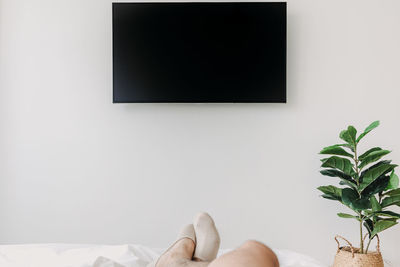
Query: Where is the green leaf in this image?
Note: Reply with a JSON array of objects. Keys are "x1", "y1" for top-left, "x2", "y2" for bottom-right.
[
  {"x1": 320, "y1": 145, "x2": 353, "y2": 158},
  {"x1": 321, "y1": 194, "x2": 339, "y2": 200},
  {"x1": 341, "y1": 188, "x2": 358, "y2": 206},
  {"x1": 353, "y1": 198, "x2": 371, "y2": 210},
  {"x1": 337, "y1": 213, "x2": 359, "y2": 219},
  {"x1": 359, "y1": 164, "x2": 397, "y2": 191},
  {"x1": 360, "y1": 160, "x2": 392, "y2": 181},
  {"x1": 356, "y1": 121, "x2": 380, "y2": 143},
  {"x1": 340, "y1": 126, "x2": 357, "y2": 148},
  {"x1": 321, "y1": 156, "x2": 356, "y2": 177},
  {"x1": 339, "y1": 143, "x2": 355, "y2": 152},
  {"x1": 339, "y1": 180, "x2": 358, "y2": 190},
  {"x1": 320, "y1": 169, "x2": 357, "y2": 188},
  {"x1": 372, "y1": 211, "x2": 400, "y2": 219},
  {"x1": 361, "y1": 175, "x2": 390, "y2": 198},
  {"x1": 358, "y1": 150, "x2": 391, "y2": 169},
  {"x1": 371, "y1": 195, "x2": 381, "y2": 212},
  {"x1": 318, "y1": 185, "x2": 342, "y2": 201},
  {"x1": 381, "y1": 195, "x2": 400, "y2": 208},
  {"x1": 370, "y1": 220, "x2": 397, "y2": 237},
  {"x1": 376, "y1": 217, "x2": 398, "y2": 222},
  {"x1": 342, "y1": 188, "x2": 371, "y2": 210},
  {"x1": 320, "y1": 157, "x2": 328, "y2": 162},
  {"x1": 321, "y1": 194, "x2": 338, "y2": 200},
  {"x1": 386, "y1": 171, "x2": 399, "y2": 190},
  {"x1": 320, "y1": 169, "x2": 353, "y2": 180},
  {"x1": 383, "y1": 188, "x2": 400, "y2": 197},
  {"x1": 359, "y1": 147, "x2": 382, "y2": 161}
]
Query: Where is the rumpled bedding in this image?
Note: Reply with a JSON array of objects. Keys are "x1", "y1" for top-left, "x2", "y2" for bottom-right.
[{"x1": 0, "y1": 244, "x2": 326, "y2": 267}]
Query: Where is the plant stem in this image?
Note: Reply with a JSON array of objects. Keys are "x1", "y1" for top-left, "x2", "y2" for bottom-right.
[
  {"x1": 365, "y1": 237, "x2": 373, "y2": 254},
  {"x1": 359, "y1": 214, "x2": 364, "y2": 253},
  {"x1": 354, "y1": 144, "x2": 364, "y2": 254}
]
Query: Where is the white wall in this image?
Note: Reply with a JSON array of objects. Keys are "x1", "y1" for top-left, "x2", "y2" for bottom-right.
[{"x1": 1, "y1": 0, "x2": 400, "y2": 265}]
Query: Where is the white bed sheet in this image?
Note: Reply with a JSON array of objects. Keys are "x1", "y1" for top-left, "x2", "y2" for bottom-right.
[{"x1": 0, "y1": 244, "x2": 326, "y2": 267}]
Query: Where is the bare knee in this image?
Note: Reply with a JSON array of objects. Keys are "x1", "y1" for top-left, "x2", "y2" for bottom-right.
[
  {"x1": 240, "y1": 240, "x2": 279, "y2": 267},
  {"x1": 240, "y1": 240, "x2": 273, "y2": 253},
  {"x1": 209, "y1": 240, "x2": 279, "y2": 267}
]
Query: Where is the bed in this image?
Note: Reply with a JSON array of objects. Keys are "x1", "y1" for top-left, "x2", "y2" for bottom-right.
[{"x1": 0, "y1": 244, "x2": 326, "y2": 267}]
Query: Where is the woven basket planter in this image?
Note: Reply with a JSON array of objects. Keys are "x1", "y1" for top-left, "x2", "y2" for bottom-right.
[{"x1": 333, "y1": 235, "x2": 384, "y2": 267}]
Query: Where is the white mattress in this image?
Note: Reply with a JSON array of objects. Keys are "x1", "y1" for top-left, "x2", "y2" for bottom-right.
[{"x1": 0, "y1": 244, "x2": 326, "y2": 267}]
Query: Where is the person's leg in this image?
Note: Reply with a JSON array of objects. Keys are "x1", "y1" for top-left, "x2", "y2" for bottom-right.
[
  {"x1": 208, "y1": 240, "x2": 279, "y2": 267},
  {"x1": 157, "y1": 239, "x2": 279, "y2": 267},
  {"x1": 153, "y1": 213, "x2": 278, "y2": 267},
  {"x1": 156, "y1": 238, "x2": 209, "y2": 267}
]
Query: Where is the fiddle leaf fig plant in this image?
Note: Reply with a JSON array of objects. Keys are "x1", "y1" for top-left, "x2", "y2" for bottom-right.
[{"x1": 318, "y1": 121, "x2": 400, "y2": 254}]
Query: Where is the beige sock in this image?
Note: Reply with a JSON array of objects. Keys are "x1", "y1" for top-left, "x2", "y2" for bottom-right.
[{"x1": 193, "y1": 212, "x2": 221, "y2": 262}]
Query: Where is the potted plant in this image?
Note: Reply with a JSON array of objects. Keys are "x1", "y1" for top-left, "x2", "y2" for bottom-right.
[{"x1": 318, "y1": 121, "x2": 400, "y2": 267}]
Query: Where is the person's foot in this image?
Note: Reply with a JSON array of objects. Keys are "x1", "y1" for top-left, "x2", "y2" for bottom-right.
[
  {"x1": 193, "y1": 212, "x2": 220, "y2": 262},
  {"x1": 148, "y1": 224, "x2": 196, "y2": 267}
]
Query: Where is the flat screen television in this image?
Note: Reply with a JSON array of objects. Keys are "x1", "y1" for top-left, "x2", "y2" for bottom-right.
[{"x1": 112, "y1": 2, "x2": 286, "y2": 103}]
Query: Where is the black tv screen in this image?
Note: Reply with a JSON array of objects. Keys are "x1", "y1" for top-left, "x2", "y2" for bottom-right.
[{"x1": 112, "y1": 2, "x2": 286, "y2": 103}]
